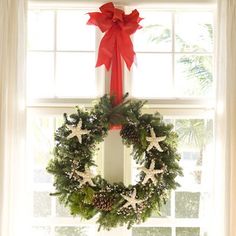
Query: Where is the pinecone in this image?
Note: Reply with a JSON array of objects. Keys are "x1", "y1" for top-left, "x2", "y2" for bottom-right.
[
  {"x1": 120, "y1": 124, "x2": 139, "y2": 143},
  {"x1": 92, "y1": 193, "x2": 114, "y2": 211}
]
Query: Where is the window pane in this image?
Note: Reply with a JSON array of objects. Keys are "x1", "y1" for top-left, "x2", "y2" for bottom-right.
[
  {"x1": 34, "y1": 169, "x2": 51, "y2": 184},
  {"x1": 175, "y1": 55, "x2": 213, "y2": 97},
  {"x1": 28, "y1": 10, "x2": 54, "y2": 50},
  {"x1": 32, "y1": 226, "x2": 51, "y2": 236},
  {"x1": 151, "y1": 197, "x2": 171, "y2": 218},
  {"x1": 28, "y1": 116, "x2": 54, "y2": 183},
  {"x1": 132, "y1": 227, "x2": 172, "y2": 236},
  {"x1": 55, "y1": 227, "x2": 95, "y2": 236},
  {"x1": 132, "y1": 53, "x2": 173, "y2": 98},
  {"x1": 175, "y1": 119, "x2": 213, "y2": 189},
  {"x1": 175, "y1": 12, "x2": 213, "y2": 52},
  {"x1": 175, "y1": 192, "x2": 200, "y2": 218},
  {"x1": 28, "y1": 116, "x2": 54, "y2": 167},
  {"x1": 56, "y1": 52, "x2": 97, "y2": 97},
  {"x1": 27, "y1": 52, "x2": 54, "y2": 98},
  {"x1": 134, "y1": 12, "x2": 172, "y2": 52},
  {"x1": 57, "y1": 10, "x2": 95, "y2": 51},
  {"x1": 176, "y1": 227, "x2": 200, "y2": 236},
  {"x1": 56, "y1": 199, "x2": 71, "y2": 217},
  {"x1": 33, "y1": 192, "x2": 51, "y2": 217},
  {"x1": 179, "y1": 151, "x2": 203, "y2": 186},
  {"x1": 56, "y1": 117, "x2": 65, "y2": 129}
]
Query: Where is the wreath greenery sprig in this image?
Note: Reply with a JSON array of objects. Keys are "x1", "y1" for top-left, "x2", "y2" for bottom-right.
[{"x1": 47, "y1": 94, "x2": 183, "y2": 230}]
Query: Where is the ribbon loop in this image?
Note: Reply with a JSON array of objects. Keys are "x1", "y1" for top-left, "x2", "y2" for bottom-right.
[{"x1": 87, "y1": 2, "x2": 142, "y2": 106}]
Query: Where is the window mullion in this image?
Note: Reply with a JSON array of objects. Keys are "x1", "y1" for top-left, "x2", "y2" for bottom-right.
[{"x1": 172, "y1": 226, "x2": 176, "y2": 236}]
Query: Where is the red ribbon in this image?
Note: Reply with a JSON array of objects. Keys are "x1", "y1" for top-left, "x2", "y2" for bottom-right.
[{"x1": 87, "y1": 2, "x2": 142, "y2": 106}]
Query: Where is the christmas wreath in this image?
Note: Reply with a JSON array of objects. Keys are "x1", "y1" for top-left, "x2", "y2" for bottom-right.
[{"x1": 47, "y1": 94, "x2": 183, "y2": 230}]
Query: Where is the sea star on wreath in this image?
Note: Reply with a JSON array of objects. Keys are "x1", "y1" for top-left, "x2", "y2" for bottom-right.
[
  {"x1": 75, "y1": 167, "x2": 96, "y2": 187},
  {"x1": 146, "y1": 128, "x2": 166, "y2": 152},
  {"x1": 138, "y1": 159, "x2": 164, "y2": 184},
  {"x1": 66, "y1": 119, "x2": 90, "y2": 143},
  {"x1": 121, "y1": 189, "x2": 145, "y2": 211}
]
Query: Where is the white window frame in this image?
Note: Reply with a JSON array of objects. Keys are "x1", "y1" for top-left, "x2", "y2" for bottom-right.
[{"x1": 27, "y1": 2, "x2": 217, "y2": 236}]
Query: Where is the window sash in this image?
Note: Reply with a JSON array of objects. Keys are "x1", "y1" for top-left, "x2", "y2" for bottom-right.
[
  {"x1": 26, "y1": 4, "x2": 216, "y2": 236},
  {"x1": 27, "y1": 5, "x2": 216, "y2": 107}
]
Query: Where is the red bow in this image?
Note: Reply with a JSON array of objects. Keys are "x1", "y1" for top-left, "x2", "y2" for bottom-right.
[{"x1": 87, "y1": 2, "x2": 142, "y2": 106}]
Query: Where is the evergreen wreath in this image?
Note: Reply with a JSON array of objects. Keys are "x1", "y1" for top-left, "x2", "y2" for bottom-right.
[{"x1": 47, "y1": 94, "x2": 183, "y2": 230}]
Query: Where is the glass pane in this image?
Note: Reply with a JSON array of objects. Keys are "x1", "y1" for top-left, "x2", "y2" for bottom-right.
[
  {"x1": 28, "y1": 10, "x2": 54, "y2": 50},
  {"x1": 34, "y1": 169, "x2": 51, "y2": 184},
  {"x1": 176, "y1": 227, "x2": 200, "y2": 236},
  {"x1": 176, "y1": 119, "x2": 214, "y2": 149},
  {"x1": 33, "y1": 192, "x2": 51, "y2": 217},
  {"x1": 175, "y1": 55, "x2": 213, "y2": 97},
  {"x1": 152, "y1": 198, "x2": 171, "y2": 218},
  {"x1": 28, "y1": 116, "x2": 54, "y2": 183},
  {"x1": 57, "y1": 10, "x2": 95, "y2": 51},
  {"x1": 182, "y1": 151, "x2": 202, "y2": 166},
  {"x1": 175, "y1": 119, "x2": 213, "y2": 188},
  {"x1": 28, "y1": 116, "x2": 54, "y2": 168},
  {"x1": 132, "y1": 227, "x2": 171, "y2": 236},
  {"x1": 55, "y1": 227, "x2": 95, "y2": 236},
  {"x1": 132, "y1": 53, "x2": 173, "y2": 98},
  {"x1": 56, "y1": 52, "x2": 97, "y2": 97},
  {"x1": 179, "y1": 151, "x2": 202, "y2": 186},
  {"x1": 27, "y1": 52, "x2": 54, "y2": 98},
  {"x1": 32, "y1": 226, "x2": 51, "y2": 236},
  {"x1": 56, "y1": 199, "x2": 71, "y2": 217},
  {"x1": 175, "y1": 12, "x2": 213, "y2": 52},
  {"x1": 175, "y1": 192, "x2": 200, "y2": 218},
  {"x1": 134, "y1": 12, "x2": 172, "y2": 52},
  {"x1": 56, "y1": 117, "x2": 65, "y2": 129}
]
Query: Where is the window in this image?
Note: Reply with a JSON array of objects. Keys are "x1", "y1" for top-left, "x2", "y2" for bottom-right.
[
  {"x1": 27, "y1": 2, "x2": 216, "y2": 236},
  {"x1": 125, "y1": 7, "x2": 215, "y2": 236},
  {"x1": 129, "y1": 9, "x2": 214, "y2": 98},
  {"x1": 27, "y1": 7, "x2": 103, "y2": 100},
  {"x1": 27, "y1": 5, "x2": 103, "y2": 236}
]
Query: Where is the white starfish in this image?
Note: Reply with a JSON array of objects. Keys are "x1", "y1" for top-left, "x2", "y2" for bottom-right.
[
  {"x1": 146, "y1": 128, "x2": 166, "y2": 152},
  {"x1": 67, "y1": 119, "x2": 90, "y2": 143},
  {"x1": 75, "y1": 167, "x2": 96, "y2": 187},
  {"x1": 121, "y1": 189, "x2": 144, "y2": 211},
  {"x1": 138, "y1": 159, "x2": 164, "y2": 185}
]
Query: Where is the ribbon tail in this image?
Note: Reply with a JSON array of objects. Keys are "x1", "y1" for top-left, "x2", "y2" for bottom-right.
[
  {"x1": 110, "y1": 41, "x2": 123, "y2": 106},
  {"x1": 109, "y1": 41, "x2": 123, "y2": 130},
  {"x1": 96, "y1": 30, "x2": 116, "y2": 70},
  {"x1": 118, "y1": 32, "x2": 135, "y2": 70}
]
